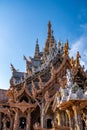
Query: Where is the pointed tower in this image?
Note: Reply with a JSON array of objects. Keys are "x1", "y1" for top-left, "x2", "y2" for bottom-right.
[
  {"x1": 49, "y1": 30, "x2": 55, "y2": 48},
  {"x1": 34, "y1": 39, "x2": 40, "y2": 59},
  {"x1": 44, "y1": 21, "x2": 56, "y2": 55},
  {"x1": 48, "y1": 21, "x2": 52, "y2": 39}
]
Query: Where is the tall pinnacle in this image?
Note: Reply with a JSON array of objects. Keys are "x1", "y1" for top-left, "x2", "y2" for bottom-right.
[
  {"x1": 48, "y1": 21, "x2": 52, "y2": 39},
  {"x1": 44, "y1": 21, "x2": 56, "y2": 54},
  {"x1": 34, "y1": 39, "x2": 40, "y2": 58}
]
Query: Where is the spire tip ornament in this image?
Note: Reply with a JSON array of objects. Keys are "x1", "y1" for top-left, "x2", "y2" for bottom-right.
[
  {"x1": 63, "y1": 40, "x2": 69, "y2": 57},
  {"x1": 75, "y1": 51, "x2": 81, "y2": 67}
]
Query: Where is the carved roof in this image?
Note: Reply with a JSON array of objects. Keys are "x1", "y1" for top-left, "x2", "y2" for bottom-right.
[{"x1": 0, "y1": 22, "x2": 87, "y2": 112}]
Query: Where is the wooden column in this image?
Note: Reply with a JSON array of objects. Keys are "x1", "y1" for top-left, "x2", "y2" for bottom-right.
[
  {"x1": 66, "y1": 109, "x2": 73, "y2": 130},
  {"x1": 10, "y1": 117, "x2": 14, "y2": 130},
  {"x1": 26, "y1": 110, "x2": 31, "y2": 130},
  {"x1": 13, "y1": 109, "x2": 19, "y2": 130},
  {"x1": 56, "y1": 110, "x2": 61, "y2": 126},
  {"x1": 72, "y1": 105, "x2": 82, "y2": 130},
  {"x1": 41, "y1": 102, "x2": 45, "y2": 128}
]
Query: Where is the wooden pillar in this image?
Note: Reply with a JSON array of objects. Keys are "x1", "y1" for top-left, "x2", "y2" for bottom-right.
[
  {"x1": 72, "y1": 105, "x2": 82, "y2": 130},
  {"x1": 13, "y1": 109, "x2": 19, "y2": 130},
  {"x1": 66, "y1": 109, "x2": 73, "y2": 130},
  {"x1": 56, "y1": 110, "x2": 61, "y2": 126},
  {"x1": 41, "y1": 102, "x2": 45, "y2": 128},
  {"x1": 10, "y1": 117, "x2": 14, "y2": 130},
  {"x1": 26, "y1": 111, "x2": 31, "y2": 130}
]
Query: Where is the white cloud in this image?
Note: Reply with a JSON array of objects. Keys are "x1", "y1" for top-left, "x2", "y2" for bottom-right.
[{"x1": 80, "y1": 23, "x2": 87, "y2": 29}]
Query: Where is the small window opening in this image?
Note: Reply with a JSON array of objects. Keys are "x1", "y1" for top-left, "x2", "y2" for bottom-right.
[
  {"x1": 47, "y1": 119, "x2": 52, "y2": 129},
  {"x1": 20, "y1": 95, "x2": 29, "y2": 103}
]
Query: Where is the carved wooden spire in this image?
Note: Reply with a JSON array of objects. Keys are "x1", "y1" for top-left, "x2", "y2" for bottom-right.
[
  {"x1": 75, "y1": 51, "x2": 81, "y2": 67},
  {"x1": 48, "y1": 21, "x2": 52, "y2": 39},
  {"x1": 10, "y1": 64, "x2": 17, "y2": 74},
  {"x1": 70, "y1": 56, "x2": 75, "y2": 68},
  {"x1": 49, "y1": 30, "x2": 56, "y2": 48},
  {"x1": 44, "y1": 21, "x2": 56, "y2": 54},
  {"x1": 34, "y1": 39, "x2": 40, "y2": 59},
  {"x1": 58, "y1": 40, "x2": 61, "y2": 49},
  {"x1": 63, "y1": 40, "x2": 69, "y2": 57},
  {"x1": 24, "y1": 55, "x2": 31, "y2": 75}
]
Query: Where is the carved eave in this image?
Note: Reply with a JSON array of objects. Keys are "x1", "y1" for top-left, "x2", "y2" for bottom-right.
[
  {"x1": 9, "y1": 101, "x2": 37, "y2": 113},
  {"x1": 57, "y1": 100, "x2": 87, "y2": 110},
  {"x1": 16, "y1": 83, "x2": 33, "y2": 101}
]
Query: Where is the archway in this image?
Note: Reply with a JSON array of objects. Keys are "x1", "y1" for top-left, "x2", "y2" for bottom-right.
[
  {"x1": 47, "y1": 119, "x2": 52, "y2": 129},
  {"x1": 19, "y1": 117, "x2": 26, "y2": 129},
  {"x1": 6, "y1": 120, "x2": 10, "y2": 129},
  {"x1": 0, "y1": 112, "x2": 10, "y2": 130}
]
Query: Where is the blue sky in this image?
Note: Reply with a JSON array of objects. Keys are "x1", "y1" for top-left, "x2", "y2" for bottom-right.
[{"x1": 0, "y1": 0, "x2": 87, "y2": 89}]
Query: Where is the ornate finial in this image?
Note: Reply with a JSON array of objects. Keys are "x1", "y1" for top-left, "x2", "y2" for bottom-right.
[
  {"x1": 36, "y1": 38, "x2": 38, "y2": 44},
  {"x1": 24, "y1": 55, "x2": 29, "y2": 74},
  {"x1": 63, "y1": 40, "x2": 69, "y2": 57},
  {"x1": 10, "y1": 64, "x2": 17, "y2": 73},
  {"x1": 58, "y1": 40, "x2": 61, "y2": 48},
  {"x1": 34, "y1": 39, "x2": 40, "y2": 58},
  {"x1": 48, "y1": 21, "x2": 51, "y2": 39},
  {"x1": 75, "y1": 51, "x2": 81, "y2": 67},
  {"x1": 23, "y1": 55, "x2": 28, "y2": 62},
  {"x1": 44, "y1": 21, "x2": 55, "y2": 54},
  {"x1": 70, "y1": 57, "x2": 75, "y2": 68}
]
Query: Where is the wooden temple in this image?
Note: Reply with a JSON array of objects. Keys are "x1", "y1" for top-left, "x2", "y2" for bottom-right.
[{"x1": 0, "y1": 21, "x2": 87, "y2": 130}]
